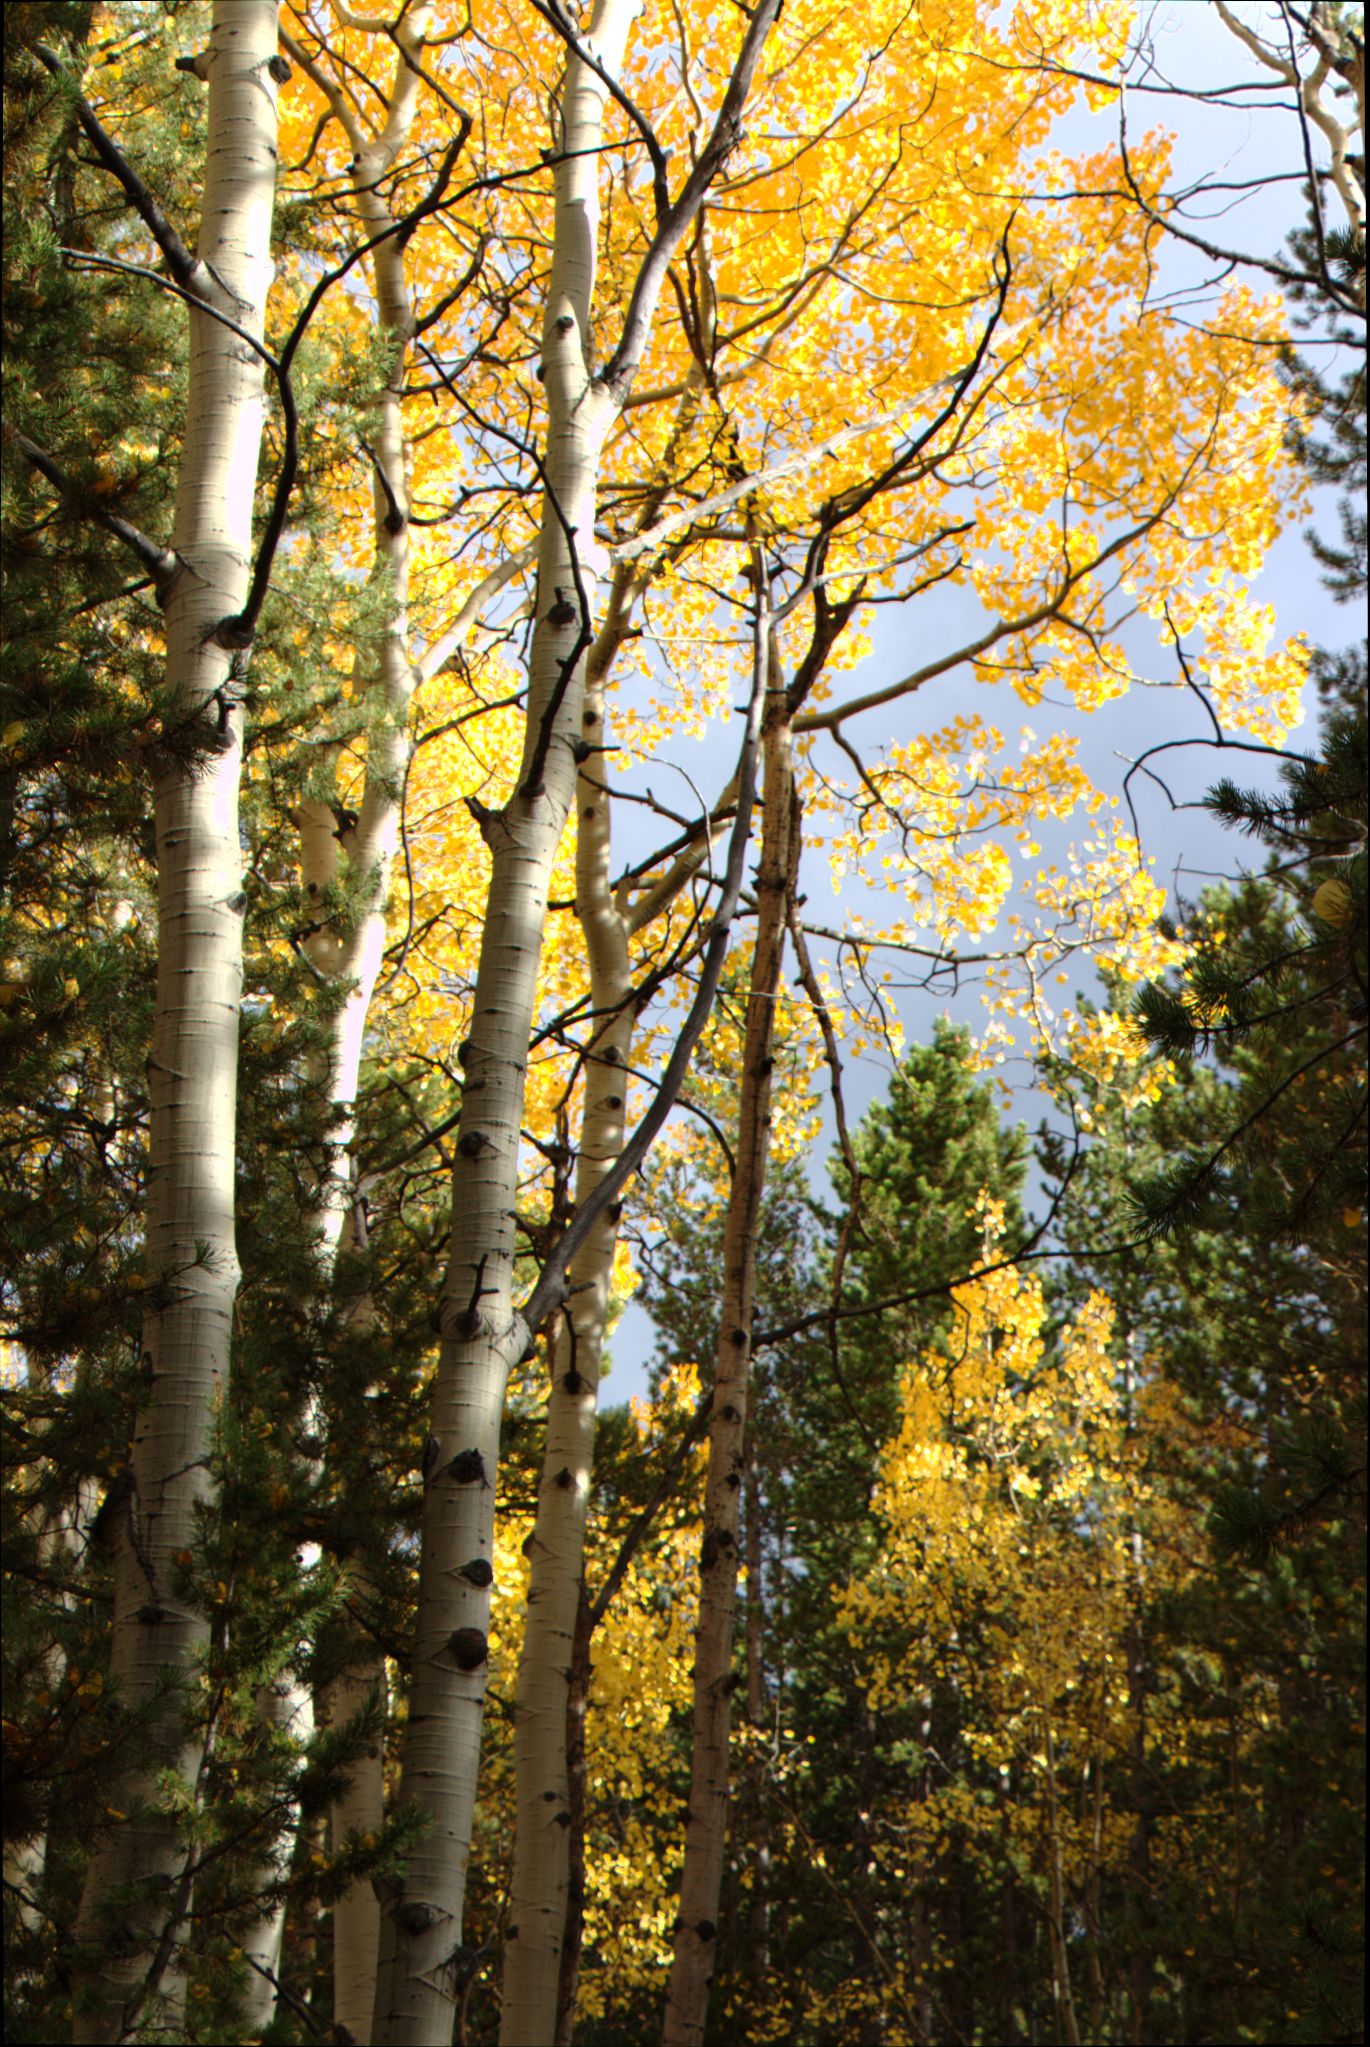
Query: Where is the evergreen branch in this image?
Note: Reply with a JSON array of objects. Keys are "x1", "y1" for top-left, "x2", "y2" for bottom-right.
[
  {"x1": 1135, "y1": 962, "x2": 1346, "y2": 1056},
  {"x1": 1210, "y1": 1454, "x2": 1365, "y2": 1564},
  {"x1": 752, "y1": 1118, "x2": 1099, "y2": 1350},
  {"x1": 1122, "y1": 733, "x2": 1315, "y2": 848},
  {"x1": 3, "y1": 424, "x2": 180, "y2": 595},
  {"x1": 33, "y1": 42, "x2": 199, "y2": 289},
  {"x1": 1124, "y1": 1023, "x2": 1368, "y2": 1240}
]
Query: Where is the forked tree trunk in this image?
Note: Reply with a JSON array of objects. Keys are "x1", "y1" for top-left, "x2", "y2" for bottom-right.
[
  {"x1": 370, "y1": 9, "x2": 638, "y2": 2039},
  {"x1": 70, "y1": 7, "x2": 281, "y2": 2039},
  {"x1": 664, "y1": 677, "x2": 799, "y2": 2047},
  {"x1": 242, "y1": 19, "x2": 527, "y2": 2027},
  {"x1": 372, "y1": 4, "x2": 781, "y2": 2031},
  {"x1": 503, "y1": 347, "x2": 729, "y2": 2042}
]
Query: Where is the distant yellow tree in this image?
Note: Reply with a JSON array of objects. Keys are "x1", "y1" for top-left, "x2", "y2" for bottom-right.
[{"x1": 837, "y1": 1207, "x2": 1192, "y2": 2046}]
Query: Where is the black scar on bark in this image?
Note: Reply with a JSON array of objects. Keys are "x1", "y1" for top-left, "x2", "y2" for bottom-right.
[
  {"x1": 447, "y1": 1448, "x2": 488, "y2": 1485},
  {"x1": 447, "y1": 1627, "x2": 488, "y2": 1671}
]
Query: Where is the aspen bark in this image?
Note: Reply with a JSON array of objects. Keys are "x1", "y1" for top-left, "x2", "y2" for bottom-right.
[
  {"x1": 237, "y1": 1674, "x2": 313, "y2": 2030},
  {"x1": 235, "y1": 15, "x2": 434, "y2": 2026},
  {"x1": 554, "y1": 1579, "x2": 595, "y2": 2047},
  {"x1": 71, "y1": 8, "x2": 281, "y2": 2039},
  {"x1": 501, "y1": 652, "x2": 634, "y2": 2045},
  {"x1": 502, "y1": 280, "x2": 739, "y2": 2031},
  {"x1": 371, "y1": 10, "x2": 637, "y2": 2039},
  {"x1": 664, "y1": 677, "x2": 799, "y2": 2047},
  {"x1": 371, "y1": 5, "x2": 780, "y2": 2030}
]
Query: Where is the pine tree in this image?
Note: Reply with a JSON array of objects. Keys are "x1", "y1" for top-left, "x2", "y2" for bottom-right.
[
  {"x1": 637, "y1": 1022, "x2": 1030, "y2": 2044},
  {"x1": 3, "y1": 7, "x2": 179, "y2": 2026}
]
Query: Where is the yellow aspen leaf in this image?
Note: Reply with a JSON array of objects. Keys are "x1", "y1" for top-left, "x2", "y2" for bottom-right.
[{"x1": 1312, "y1": 878, "x2": 1353, "y2": 927}]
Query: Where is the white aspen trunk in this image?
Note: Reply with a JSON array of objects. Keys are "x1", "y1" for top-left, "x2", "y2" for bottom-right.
[
  {"x1": 503, "y1": 249, "x2": 732, "y2": 2047},
  {"x1": 237, "y1": 1677, "x2": 314, "y2": 2031},
  {"x1": 71, "y1": 8, "x2": 281, "y2": 2040},
  {"x1": 321, "y1": 1228, "x2": 388, "y2": 2046},
  {"x1": 371, "y1": 10, "x2": 638, "y2": 2040},
  {"x1": 664, "y1": 685, "x2": 798, "y2": 2047},
  {"x1": 286, "y1": 0, "x2": 427, "y2": 1278},
  {"x1": 236, "y1": 15, "x2": 427, "y2": 2022},
  {"x1": 501, "y1": 651, "x2": 634, "y2": 2046},
  {"x1": 371, "y1": 1, "x2": 780, "y2": 2027},
  {"x1": 504, "y1": 540, "x2": 726, "y2": 2047},
  {"x1": 325, "y1": 1642, "x2": 388, "y2": 2041}
]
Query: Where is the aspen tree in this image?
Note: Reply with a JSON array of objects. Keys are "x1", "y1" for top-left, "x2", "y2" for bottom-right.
[
  {"x1": 5, "y1": 4, "x2": 1359, "y2": 2040},
  {"x1": 258, "y1": 20, "x2": 1311, "y2": 2030},
  {"x1": 502, "y1": 366, "x2": 737, "y2": 2040},
  {"x1": 665, "y1": 597, "x2": 800, "y2": 2047},
  {"x1": 235, "y1": 8, "x2": 507, "y2": 2027},
  {"x1": 66, "y1": 6, "x2": 283, "y2": 2039},
  {"x1": 372, "y1": 5, "x2": 783, "y2": 2038},
  {"x1": 500, "y1": 625, "x2": 637, "y2": 2047}
]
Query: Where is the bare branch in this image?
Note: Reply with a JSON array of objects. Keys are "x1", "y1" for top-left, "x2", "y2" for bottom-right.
[
  {"x1": 599, "y1": 0, "x2": 785, "y2": 402},
  {"x1": 515, "y1": 563, "x2": 773, "y2": 1343},
  {"x1": 416, "y1": 543, "x2": 538, "y2": 682}
]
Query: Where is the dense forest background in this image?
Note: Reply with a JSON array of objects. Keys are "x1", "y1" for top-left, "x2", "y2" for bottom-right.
[{"x1": 2, "y1": 3, "x2": 1364, "y2": 2044}]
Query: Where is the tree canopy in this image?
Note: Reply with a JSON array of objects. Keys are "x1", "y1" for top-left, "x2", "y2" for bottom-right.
[{"x1": 2, "y1": 3, "x2": 1363, "y2": 2043}]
